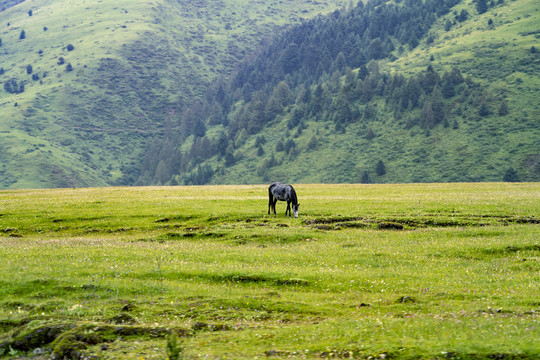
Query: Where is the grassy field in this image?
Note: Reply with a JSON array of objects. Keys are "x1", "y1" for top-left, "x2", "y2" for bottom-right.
[{"x1": 0, "y1": 183, "x2": 539, "y2": 359}]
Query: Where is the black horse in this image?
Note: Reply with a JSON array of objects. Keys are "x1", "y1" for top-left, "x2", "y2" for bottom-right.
[{"x1": 268, "y1": 182, "x2": 300, "y2": 218}]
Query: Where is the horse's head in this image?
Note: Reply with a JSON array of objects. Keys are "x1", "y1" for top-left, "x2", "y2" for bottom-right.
[{"x1": 293, "y1": 203, "x2": 299, "y2": 218}]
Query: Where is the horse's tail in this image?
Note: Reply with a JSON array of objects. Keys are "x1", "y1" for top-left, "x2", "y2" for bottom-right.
[{"x1": 268, "y1": 183, "x2": 276, "y2": 214}]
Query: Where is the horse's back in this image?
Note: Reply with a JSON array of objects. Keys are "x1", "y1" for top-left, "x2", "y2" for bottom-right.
[{"x1": 269, "y1": 182, "x2": 293, "y2": 201}]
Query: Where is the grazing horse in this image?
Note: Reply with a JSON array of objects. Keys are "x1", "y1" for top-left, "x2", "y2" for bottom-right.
[{"x1": 268, "y1": 182, "x2": 300, "y2": 218}]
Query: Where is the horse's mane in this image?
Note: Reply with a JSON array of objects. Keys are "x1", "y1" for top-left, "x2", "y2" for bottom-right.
[{"x1": 290, "y1": 186, "x2": 298, "y2": 204}]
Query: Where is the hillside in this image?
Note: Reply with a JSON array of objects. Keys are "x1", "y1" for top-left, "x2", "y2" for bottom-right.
[
  {"x1": 141, "y1": 0, "x2": 539, "y2": 185},
  {"x1": 0, "y1": 0, "x2": 349, "y2": 189}
]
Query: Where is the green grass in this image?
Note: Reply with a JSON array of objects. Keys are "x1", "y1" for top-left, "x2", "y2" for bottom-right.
[{"x1": 1, "y1": 183, "x2": 539, "y2": 358}]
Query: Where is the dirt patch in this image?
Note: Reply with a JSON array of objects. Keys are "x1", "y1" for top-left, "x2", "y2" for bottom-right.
[
  {"x1": 481, "y1": 244, "x2": 540, "y2": 256},
  {"x1": 154, "y1": 215, "x2": 196, "y2": 223},
  {"x1": 304, "y1": 217, "x2": 363, "y2": 225},
  {"x1": 303, "y1": 214, "x2": 540, "y2": 231},
  {"x1": 397, "y1": 296, "x2": 417, "y2": 304},
  {"x1": 191, "y1": 322, "x2": 231, "y2": 332},
  {"x1": 133, "y1": 231, "x2": 226, "y2": 243}
]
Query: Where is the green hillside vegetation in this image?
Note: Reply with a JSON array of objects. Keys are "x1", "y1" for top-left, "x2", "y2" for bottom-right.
[
  {"x1": 0, "y1": 0, "x2": 349, "y2": 189},
  {"x1": 141, "y1": 0, "x2": 539, "y2": 186},
  {"x1": 1, "y1": 183, "x2": 539, "y2": 358}
]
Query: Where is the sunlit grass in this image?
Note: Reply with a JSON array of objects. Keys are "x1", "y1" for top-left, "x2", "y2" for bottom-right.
[{"x1": 0, "y1": 183, "x2": 539, "y2": 358}]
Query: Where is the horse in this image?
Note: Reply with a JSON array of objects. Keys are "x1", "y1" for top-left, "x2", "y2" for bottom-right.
[{"x1": 268, "y1": 182, "x2": 300, "y2": 218}]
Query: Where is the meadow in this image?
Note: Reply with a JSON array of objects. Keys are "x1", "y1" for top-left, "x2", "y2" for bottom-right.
[{"x1": 0, "y1": 183, "x2": 539, "y2": 359}]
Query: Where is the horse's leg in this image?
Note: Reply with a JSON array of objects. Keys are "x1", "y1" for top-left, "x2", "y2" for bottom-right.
[
  {"x1": 286, "y1": 201, "x2": 291, "y2": 217},
  {"x1": 273, "y1": 199, "x2": 277, "y2": 214}
]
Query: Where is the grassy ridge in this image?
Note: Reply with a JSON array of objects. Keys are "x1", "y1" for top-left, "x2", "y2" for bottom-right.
[{"x1": 1, "y1": 183, "x2": 539, "y2": 358}]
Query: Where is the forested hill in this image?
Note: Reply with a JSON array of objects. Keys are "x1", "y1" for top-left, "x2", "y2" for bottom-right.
[
  {"x1": 140, "y1": 0, "x2": 540, "y2": 185},
  {"x1": 0, "y1": 0, "x2": 349, "y2": 189}
]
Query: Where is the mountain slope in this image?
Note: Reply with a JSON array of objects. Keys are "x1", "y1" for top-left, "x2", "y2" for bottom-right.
[
  {"x1": 0, "y1": 0, "x2": 350, "y2": 189},
  {"x1": 141, "y1": 0, "x2": 539, "y2": 185}
]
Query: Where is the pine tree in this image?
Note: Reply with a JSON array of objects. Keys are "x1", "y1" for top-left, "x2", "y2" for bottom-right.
[
  {"x1": 498, "y1": 101, "x2": 509, "y2": 116},
  {"x1": 421, "y1": 101, "x2": 435, "y2": 129},
  {"x1": 503, "y1": 167, "x2": 520, "y2": 182},
  {"x1": 478, "y1": 102, "x2": 490, "y2": 117},
  {"x1": 376, "y1": 160, "x2": 386, "y2": 176},
  {"x1": 257, "y1": 144, "x2": 264, "y2": 156},
  {"x1": 476, "y1": 0, "x2": 488, "y2": 14},
  {"x1": 360, "y1": 170, "x2": 371, "y2": 184},
  {"x1": 307, "y1": 135, "x2": 319, "y2": 150},
  {"x1": 224, "y1": 145, "x2": 235, "y2": 167}
]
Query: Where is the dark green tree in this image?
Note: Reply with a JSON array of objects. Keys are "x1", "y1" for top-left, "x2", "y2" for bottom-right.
[
  {"x1": 310, "y1": 84, "x2": 325, "y2": 115},
  {"x1": 441, "y1": 72, "x2": 455, "y2": 98},
  {"x1": 365, "y1": 127, "x2": 376, "y2": 140},
  {"x1": 224, "y1": 145, "x2": 235, "y2": 167},
  {"x1": 275, "y1": 139, "x2": 284, "y2": 152},
  {"x1": 444, "y1": 19, "x2": 453, "y2": 31},
  {"x1": 307, "y1": 135, "x2": 319, "y2": 150},
  {"x1": 422, "y1": 65, "x2": 440, "y2": 94},
  {"x1": 257, "y1": 144, "x2": 265, "y2": 157},
  {"x1": 421, "y1": 101, "x2": 435, "y2": 129},
  {"x1": 478, "y1": 102, "x2": 490, "y2": 117},
  {"x1": 498, "y1": 101, "x2": 509, "y2": 116},
  {"x1": 4, "y1": 79, "x2": 24, "y2": 94},
  {"x1": 285, "y1": 139, "x2": 296, "y2": 154},
  {"x1": 457, "y1": 9, "x2": 469, "y2": 22},
  {"x1": 503, "y1": 167, "x2": 520, "y2": 182},
  {"x1": 476, "y1": 0, "x2": 488, "y2": 14},
  {"x1": 19, "y1": 30, "x2": 26, "y2": 40},
  {"x1": 376, "y1": 160, "x2": 386, "y2": 176},
  {"x1": 360, "y1": 170, "x2": 371, "y2": 184},
  {"x1": 430, "y1": 86, "x2": 446, "y2": 124},
  {"x1": 193, "y1": 119, "x2": 206, "y2": 138},
  {"x1": 332, "y1": 94, "x2": 353, "y2": 125}
]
